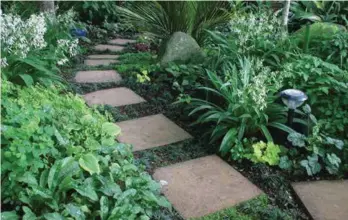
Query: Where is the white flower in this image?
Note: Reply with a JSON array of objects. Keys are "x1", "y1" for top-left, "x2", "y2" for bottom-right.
[
  {"x1": 0, "y1": 13, "x2": 47, "y2": 58},
  {"x1": 56, "y1": 38, "x2": 79, "y2": 57},
  {"x1": 229, "y1": 11, "x2": 286, "y2": 53},
  {"x1": 57, "y1": 58, "x2": 69, "y2": 65}
]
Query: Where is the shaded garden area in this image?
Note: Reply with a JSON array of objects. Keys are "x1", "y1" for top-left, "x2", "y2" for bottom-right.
[{"x1": 1, "y1": 1, "x2": 347, "y2": 220}]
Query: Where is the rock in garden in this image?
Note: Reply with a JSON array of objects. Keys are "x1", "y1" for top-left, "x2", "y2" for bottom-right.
[{"x1": 160, "y1": 32, "x2": 204, "y2": 65}]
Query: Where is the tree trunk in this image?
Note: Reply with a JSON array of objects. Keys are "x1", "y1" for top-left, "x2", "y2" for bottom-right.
[
  {"x1": 282, "y1": 0, "x2": 291, "y2": 30},
  {"x1": 39, "y1": 1, "x2": 55, "y2": 13}
]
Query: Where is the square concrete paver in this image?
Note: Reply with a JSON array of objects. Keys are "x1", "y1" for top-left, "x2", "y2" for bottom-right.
[
  {"x1": 87, "y1": 54, "x2": 119, "y2": 59},
  {"x1": 83, "y1": 87, "x2": 145, "y2": 107},
  {"x1": 153, "y1": 155, "x2": 263, "y2": 219},
  {"x1": 94, "y1": 44, "x2": 124, "y2": 52},
  {"x1": 74, "y1": 70, "x2": 122, "y2": 83},
  {"x1": 292, "y1": 180, "x2": 348, "y2": 220},
  {"x1": 117, "y1": 114, "x2": 192, "y2": 151},
  {"x1": 108, "y1": 38, "x2": 136, "y2": 45},
  {"x1": 84, "y1": 59, "x2": 119, "y2": 67}
]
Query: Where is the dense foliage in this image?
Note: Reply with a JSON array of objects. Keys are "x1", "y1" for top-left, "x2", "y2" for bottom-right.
[
  {"x1": 57, "y1": 1, "x2": 119, "y2": 25},
  {"x1": 165, "y1": 5, "x2": 347, "y2": 177},
  {"x1": 116, "y1": 1, "x2": 231, "y2": 45},
  {"x1": 0, "y1": 10, "x2": 81, "y2": 86},
  {"x1": 1, "y1": 81, "x2": 170, "y2": 219}
]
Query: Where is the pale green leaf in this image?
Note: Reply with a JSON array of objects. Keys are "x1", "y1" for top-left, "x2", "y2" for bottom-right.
[{"x1": 79, "y1": 153, "x2": 100, "y2": 175}]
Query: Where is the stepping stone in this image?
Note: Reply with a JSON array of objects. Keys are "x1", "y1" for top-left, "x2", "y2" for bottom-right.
[
  {"x1": 117, "y1": 114, "x2": 192, "y2": 152},
  {"x1": 87, "y1": 54, "x2": 119, "y2": 59},
  {"x1": 292, "y1": 180, "x2": 348, "y2": 220},
  {"x1": 74, "y1": 70, "x2": 122, "y2": 83},
  {"x1": 84, "y1": 59, "x2": 119, "y2": 67},
  {"x1": 94, "y1": 44, "x2": 124, "y2": 52},
  {"x1": 83, "y1": 87, "x2": 145, "y2": 107},
  {"x1": 108, "y1": 38, "x2": 136, "y2": 45},
  {"x1": 153, "y1": 155, "x2": 262, "y2": 219}
]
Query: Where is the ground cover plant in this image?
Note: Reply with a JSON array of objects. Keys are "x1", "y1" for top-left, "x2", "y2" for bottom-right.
[
  {"x1": 0, "y1": 4, "x2": 170, "y2": 219},
  {"x1": 1, "y1": 81, "x2": 170, "y2": 219}
]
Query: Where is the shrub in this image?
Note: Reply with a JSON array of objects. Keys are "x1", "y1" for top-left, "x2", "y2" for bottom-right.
[
  {"x1": 116, "y1": 1, "x2": 231, "y2": 46},
  {"x1": 1, "y1": 81, "x2": 170, "y2": 219},
  {"x1": 281, "y1": 54, "x2": 348, "y2": 141},
  {"x1": 57, "y1": 1, "x2": 119, "y2": 25},
  {"x1": 294, "y1": 27, "x2": 348, "y2": 70},
  {"x1": 183, "y1": 57, "x2": 294, "y2": 157},
  {"x1": 210, "y1": 9, "x2": 299, "y2": 67}
]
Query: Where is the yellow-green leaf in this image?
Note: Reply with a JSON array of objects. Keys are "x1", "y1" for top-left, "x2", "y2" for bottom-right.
[
  {"x1": 102, "y1": 122, "x2": 121, "y2": 137},
  {"x1": 79, "y1": 154, "x2": 100, "y2": 175}
]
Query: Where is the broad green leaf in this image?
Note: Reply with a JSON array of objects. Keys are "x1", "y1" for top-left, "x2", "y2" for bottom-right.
[
  {"x1": 23, "y1": 207, "x2": 36, "y2": 220},
  {"x1": 260, "y1": 125, "x2": 273, "y2": 142},
  {"x1": 102, "y1": 122, "x2": 121, "y2": 137},
  {"x1": 301, "y1": 154, "x2": 321, "y2": 176},
  {"x1": 268, "y1": 122, "x2": 295, "y2": 134},
  {"x1": 79, "y1": 153, "x2": 100, "y2": 175},
  {"x1": 64, "y1": 204, "x2": 85, "y2": 220},
  {"x1": 48, "y1": 161, "x2": 60, "y2": 190},
  {"x1": 325, "y1": 153, "x2": 341, "y2": 174},
  {"x1": 54, "y1": 128, "x2": 69, "y2": 146},
  {"x1": 58, "y1": 157, "x2": 80, "y2": 181},
  {"x1": 58, "y1": 176, "x2": 75, "y2": 192},
  {"x1": 287, "y1": 132, "x2": 306, "y2": 147},
  {"x1": 279, "y1": 156, "x2": 292, "y2": 170},
  {"x1": 220, "y1": 128, "x2": 237, "y2": 154},
  {"x1": 157, "y1": 196, "x2": 171, "y2": 208},
  {"x1": 237, "y1": 120, "x2": 246, "y2": 141},
  {"x1": 99, "y1": 179, "x2": 122, "y2": 197},
  {"x1": 31, "y1": 186, "x2": 52, "y2": 199},
  {"x1": 140, "y1": 215, "x2": 150, "y2": 220},
  {"x1": 85, "y1": 137, "x2": 101, "y2": 150},
  {"x1": 39, "y1": 169, "x2": 49, "y2": 187},
  {"x1": 100, "y1": 196, "x2": 109, "y2": 220},
  {"x1": 75, "y1": 183, "x2": 98, "y2": 201},
  {"x1": 19, "y1": 74, "x2": 34, "y2": 86},
  {"x1": 17, "y1": 172, "x2": 38, "y2": 186}
]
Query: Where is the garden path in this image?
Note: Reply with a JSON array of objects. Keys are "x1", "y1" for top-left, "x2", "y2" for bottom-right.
[
  {"x1": 74, "y1": 39, "x2": 276, "y2": 219},
  {"x1": 292, "y1": 180, "x2": 348, "y2": 220}
]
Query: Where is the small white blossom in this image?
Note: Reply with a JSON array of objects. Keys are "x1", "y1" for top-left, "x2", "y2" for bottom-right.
[
  {"x1": 1, "y1": 13, "x2": 47, "y2": 58},
  {"x1": 57, "y1": 58, "x2": 69, "y2": 65},
  {"x1": 229, "y1": 11, "x2": 285, "y2": 53}
]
